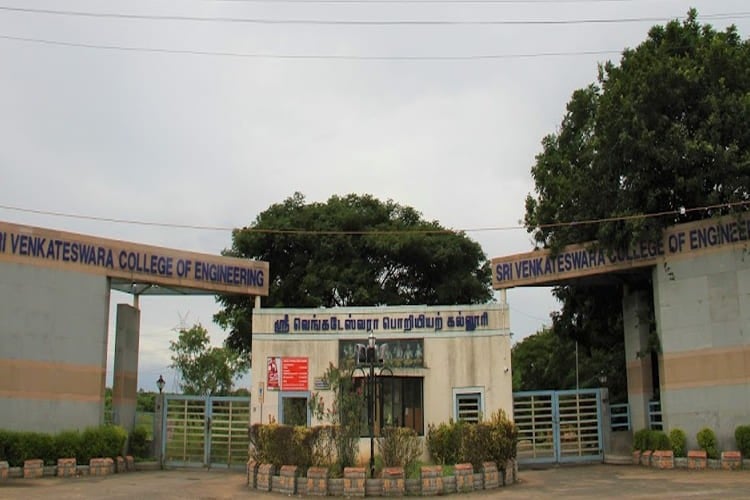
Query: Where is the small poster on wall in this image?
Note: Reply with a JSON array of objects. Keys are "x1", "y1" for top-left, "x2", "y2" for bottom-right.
[
  {"x1": 266, "y1": 356, "x2": 309, "y2": 391},
  {"x1": 281, "y1": 357, "x2": 309, "y2": 391},
  {"x1": 267, "y1": 356, "x2": 281, "y2": 391}
]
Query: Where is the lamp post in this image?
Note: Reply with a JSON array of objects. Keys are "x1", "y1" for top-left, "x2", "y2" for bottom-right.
[
  {"x1": 154, "y1": 374, "x2": 166, "y2": 466},
  {"x1": 352, "y1": 331, "x2": 391, "y2": 479}
]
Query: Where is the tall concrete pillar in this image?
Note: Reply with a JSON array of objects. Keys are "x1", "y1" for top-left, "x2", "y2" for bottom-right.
[
  {"x1": 113, "y1": 303, "x2": 141, "y2": 433},
  {"x1": 0, "y1": 263, "x2": 110, "y2": 432},
  {"x1": 622, "y1": 287, "x2": 654, "y2": 432}
]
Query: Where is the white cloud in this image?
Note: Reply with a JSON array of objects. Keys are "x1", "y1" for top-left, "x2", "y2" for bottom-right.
[{"x1": 1, "y1": 0, "x2": 747, "y2": 389}]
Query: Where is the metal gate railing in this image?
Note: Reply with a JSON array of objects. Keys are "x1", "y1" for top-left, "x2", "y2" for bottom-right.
[
  {"x1": 513, "y1": 389, "x2": 603, "y2": 465},
  {"x1": 162, "y1": 395, "x2": 251, "y2": 469}
]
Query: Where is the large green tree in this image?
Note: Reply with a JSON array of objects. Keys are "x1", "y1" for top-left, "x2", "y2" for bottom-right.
[
  {"x1": 524, "y1": 11, "x2": 750, "y2": 388},
  {"x1": 216, "y1": 193, "x2": 493, "y2": 354},
  {"x1": 169, "y1": 323, "x2": 249, "y2": 395},
  {"x1": 512, "y1": 327, "x2": 626, "y2": 402}
]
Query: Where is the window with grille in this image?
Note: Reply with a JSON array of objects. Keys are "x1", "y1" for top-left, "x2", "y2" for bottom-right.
[{"x1": 453, "y1": 388, "x2": 484, "y2": 424}]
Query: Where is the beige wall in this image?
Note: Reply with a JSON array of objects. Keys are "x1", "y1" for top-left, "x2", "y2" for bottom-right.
[{"x1": 250, "y1": 304, "x2": 512, "y2": 432}]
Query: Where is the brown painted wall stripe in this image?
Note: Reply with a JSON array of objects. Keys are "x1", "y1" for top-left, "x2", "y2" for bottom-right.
[
  {"x1": 626, "y1": 358, "x2": 652, "y2": 395},
  {"x1": 0, "y1": 358, "x2": 104, "y2": 402},
  {"x1": 661, "y1": 346, "x2": 750, "y2": 390}
]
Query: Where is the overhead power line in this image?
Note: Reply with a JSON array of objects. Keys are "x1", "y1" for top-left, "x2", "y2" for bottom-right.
[
  {"x1": 194, "y1": 0, "x2": 671, "y2": 4},
  {"x1": 0, "y1": 34, "x2": 623, "y2": 60},
  {"x1": 0, "y1": 5, "x2": 746, "y2": 26},
  {"x1": 0, "y1": 201, "x2": 748, "y2": 236}
]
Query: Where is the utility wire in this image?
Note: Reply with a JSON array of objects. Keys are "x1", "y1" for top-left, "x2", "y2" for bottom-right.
[
  {"x1": 1, "y1": 201, "x2": 747, "y2": 236},
  {"x1": 0, "y1": 34, "x2": 623, "y2": 60},
  {"x1": 0, "y1": 5, "x2": 745, "y2": 26},
  {"x1": 193, "y1": 0, "x2": 674, "y2": 4}
]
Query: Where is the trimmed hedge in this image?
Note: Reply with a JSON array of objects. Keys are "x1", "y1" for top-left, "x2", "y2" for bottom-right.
[
  {"x1": 669, "y1": 428, "x2": 687, "y2": 457},
  {"x1": 249, "y1": 424, "x2": 336, "y2": 473},
  {"x1": 735, "y1": 425, "x2": 750, "y2": 458},
  {"x1": 696, "y1": 427, "x2": 719, "y2": 459},
  {"x1": 427, "y1": 410, "x2": 517, "y2": 472},
  {"x1": 128, "y1": 426, "x2": 150, "y2": 459},
  {"x1": 633, "y1": 429, "x2": 671, "y2": 452},
  {"x1": 0, "y1": 426, "x2": 128, "y2": 467}
]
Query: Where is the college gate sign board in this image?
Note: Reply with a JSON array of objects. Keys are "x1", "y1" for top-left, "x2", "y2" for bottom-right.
[
  {"x1": 0, "y1": 220, "x2": 269, "y2": 296},
  {"x1": 491, "y1": 214, "x2": 750, "y2": 289}
]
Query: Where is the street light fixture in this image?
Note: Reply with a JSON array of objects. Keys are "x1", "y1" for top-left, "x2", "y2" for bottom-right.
[
  {"x1": 352, "y1": 330, "x2": 392, "y2": 479},
  {"x1": 156, "y1": 374, "x2": 166, "y2": 394}
]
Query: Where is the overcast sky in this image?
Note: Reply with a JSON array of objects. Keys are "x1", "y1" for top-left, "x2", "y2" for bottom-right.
[{"x1": 1, "y1": 0, "x2": 748, "y2": 391}]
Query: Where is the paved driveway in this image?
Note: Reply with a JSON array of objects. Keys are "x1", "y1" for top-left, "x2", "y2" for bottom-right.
[{"x1": 1, "y1": 464, "x2": 749, "y2": 499}]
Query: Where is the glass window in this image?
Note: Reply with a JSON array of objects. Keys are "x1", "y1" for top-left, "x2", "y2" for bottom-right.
[
  {"x1": 356, "y1": 377, "x2": 424, "y2": 436},
  {"x1": 279, "y1": 393, "x2": 309, "y2": 426}
]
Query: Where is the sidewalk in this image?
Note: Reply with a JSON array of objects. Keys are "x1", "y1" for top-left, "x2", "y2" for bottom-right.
[{"x1": 1, "y1": 464, "x2": 749, "y2": 499}]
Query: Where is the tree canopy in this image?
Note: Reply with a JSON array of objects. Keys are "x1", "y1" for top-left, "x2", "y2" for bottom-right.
[
  {"x1": 169, "y1": 323, "x2": 249, "y2": 395},
  {"x1": 216, "y1": 192, "x2": 493, "y2": 354},
  {"x1": 512, "y1": 327, "x2": 626, "y2": 403},
  {"x1": 523, "y1": 11, "x2": 750, "y2": 386},
  {"x1": 526, "y1": 10, "x2": 750, "y2": 252}
]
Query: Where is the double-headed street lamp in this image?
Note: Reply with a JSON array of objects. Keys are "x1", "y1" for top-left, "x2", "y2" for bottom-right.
[{"x1": 352, "y1": 331, "x2": 392, "y2": 478}]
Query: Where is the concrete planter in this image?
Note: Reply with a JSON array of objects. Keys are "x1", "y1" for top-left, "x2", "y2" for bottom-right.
[
  {"x1": 405, "y1": 478, "x2": 420, "y2": 495},
  {"x1": 365, "y1": 478, "x2": 382, "y2": 497},
  {"x1": 328, "y1": 478, "x2": 344, "y2": 496},
  {"x1": 442, "y1": 475, "x2": 457, "y2": 494},
  {"x1": 687, "y1": 450, "x2": 707, "y2": 470}
]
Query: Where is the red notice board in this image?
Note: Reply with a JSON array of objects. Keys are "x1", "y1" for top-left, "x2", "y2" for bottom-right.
[{"x1": 281, "y1": 357, "x2": 309, "y2": 391}]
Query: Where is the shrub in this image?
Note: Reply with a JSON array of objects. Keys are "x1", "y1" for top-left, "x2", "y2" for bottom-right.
[
  {"x1": 426, "y1": 420, "x2": 465, "y2": 465},
  {"x1": 696, "y1": 427, "x2": 719, "y2": 459},
  {"x1": 669, "y1": 428, "x2": 687, "y2": 457},
  {"x1": 249, "y1": 423, "x2": 335, "y2": 472},
  {"x1": 377, "y1": 427, "x2": 422, "y2": 472},
  {"x1": 735, "y1": 425, "x2": 750, "y2": 458},
  {"x1": 461, "y1": 423, "x2": 494, "y2": 471},
  {"x1": 129, "y1": 427, "x2": 150, "y2": 459},
  {"x1": 633, "y1": 428, "x2": 651, "y2": 452},
  {"x1": 487, "y1": 409, "x2": 518, "y2": 465},
  {"x1": 0, "y1": 426, "x2": 126, "y2": 466},
  {"x1": 55, "y1": 430, "x2": 81, "y2": 460},
  {"x1": 650, "y1": 431, "x2": 671, "y2": 451},
  {"x1": 310, "y1": 426, "x2": 336, "y2": 468},
  {"x1": 79, "y1": 426, "x2": 128, "y2": 463}
]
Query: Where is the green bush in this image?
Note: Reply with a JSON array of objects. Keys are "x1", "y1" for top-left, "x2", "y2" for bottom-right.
[
  {"x1": 487, "y1": 410, "x2": 518, "y2": 465},
  {"x1": 735, "y1": 425, "x2": 750, "y2": 458},
  {"x1": 650, "y1": 431, "x2": 671, "y2": 451},
  {"x1": 427, "y1": 414, "x2": 517, "y2": 471},
  {"x1": 426, "y1": 420, "x2": 465, "y2": 465},
  {"x1": 377, "y1": 427, "x2": 422, "y2": 472},
  {"x1": 79, "y1": 426, "x2": 128, "y2": 463},
  {"x1": 461, "y1": 423, "x2": 494, "y2": 471},
  {"x1": 696, "y1": 427, "x2": 719, "y2": 459},
  {"x1": 128, "y1": 427, "x2": 150, "y2": 459},
  {"x1": 3, "y1": 432, "x2": 56, "y2": 466},
  {"x1": 55, "y1": 431, "x2": 81, "y2": 461},
  {"x1": 669, "y1": 428, "x2": 687, "y2": 457},
  {"x1": 633, "y1": 428, "x2": 651, "y2": 452},
  {"x1": 0, "y1": 426, "x2": 126, "y2": 466},
  {"x1": 249, "y1": 423, "x2": 334, "y2": 472}
]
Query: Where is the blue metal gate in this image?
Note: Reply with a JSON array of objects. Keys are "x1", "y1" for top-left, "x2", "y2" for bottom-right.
[
  {"x1": 162, "y1": 395, "x2": 251, "y2": 469},
  {"x1": 513, "y1": 389, "x2": 603, "y2": 465}
]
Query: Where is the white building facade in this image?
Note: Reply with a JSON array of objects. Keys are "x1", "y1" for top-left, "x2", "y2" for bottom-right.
[{"x1": 250, "y1": 303, "x2": 513, "y2": 457}]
